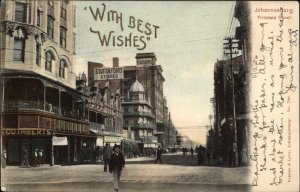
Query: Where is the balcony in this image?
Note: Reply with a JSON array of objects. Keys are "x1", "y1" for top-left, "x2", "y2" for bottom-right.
[
  {"x1": 124, "y1": 123, "x2": 156, "y2": 130},
  {"x1": 123, "y1": 111, "x2": 155, "y2": 118},
  {"x1": 3, "y1": 100, "x2": 87, "y2": 121},
  {"x1": 122, "y1": 98, "x2": 152, "y2": 106}
]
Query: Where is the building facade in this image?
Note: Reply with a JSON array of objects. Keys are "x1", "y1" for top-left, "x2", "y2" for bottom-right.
[
  {"x1": 122, "y1": 79, "x2": 156, "y2": 153},
  {"x1": 76, "y1": 73, "x2": 123, "y2": 148},
  {"x1": 87, "y1": 53, "x2": 176, "y2": 149},
  {"x1": 0, "y1": 0, "x2": 92, "y2": 166}
]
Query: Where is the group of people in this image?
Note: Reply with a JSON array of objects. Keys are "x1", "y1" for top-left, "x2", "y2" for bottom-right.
[
  {"x1": 181, "y1": 146, "x2": 211, "y2": 165},
  {"x1": 20, "y1": 148, "x2": 44, "y2": 167}
]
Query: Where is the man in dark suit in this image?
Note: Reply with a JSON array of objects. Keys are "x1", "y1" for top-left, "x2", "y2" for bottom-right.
[
  {"x1": 109, "y1": 145, "x2": 125, "y2": 192},
  {"x1": 154, "y1": 146, "x2": 163, "y2": 164}
]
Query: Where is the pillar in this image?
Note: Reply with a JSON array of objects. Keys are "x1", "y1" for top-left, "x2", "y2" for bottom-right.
[
  {"x1": 50, "y1": 137, "x2": 54, "y2": 166},
  {"x1": 67, "y1": 136, "x2": 70, "y2": 164}
]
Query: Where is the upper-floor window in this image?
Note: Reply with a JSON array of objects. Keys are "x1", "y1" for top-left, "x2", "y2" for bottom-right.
[
  {"x1": 45, "y1": 51, "x2": 53, "y2": 72},
  {"x1": 37, "y1": 10, "x2": 41, "y2": 27},
  {"x1": 60, "y1": 27, "x2": 66, "y2": 48},
  {"x1": 36, "y1": 43, "x2": 41, "y2": 65},
  {"x1": 59, "y1": 59, "x2": 66, "y2": 78},
  {"x1": 48, "y1": 0, "x2": 54, "y2": 8},
  {"x1": 73, "y1": 6, "x2": 76, "y2": 27},
  {"x1": 61, "y1": 0, "x2": 67, "y2": 19},
  {"x1": 13, "y1": 37, "x2": 25, "y2": 62},
  {"x1": 15, "y1": 2, "x2": 26, "y2": 23},
  {"x1": 47, "y1": 16, "x2": 54, "y2": 39}
]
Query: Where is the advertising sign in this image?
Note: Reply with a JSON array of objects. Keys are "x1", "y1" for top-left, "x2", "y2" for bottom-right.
[{"x1": 94, "y1": 67, "x2": 124, "y2": 80}]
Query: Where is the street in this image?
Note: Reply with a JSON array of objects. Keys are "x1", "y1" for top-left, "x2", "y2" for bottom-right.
[{"x1": 1, "y1": 153, "x2": 251, "y2": 192}]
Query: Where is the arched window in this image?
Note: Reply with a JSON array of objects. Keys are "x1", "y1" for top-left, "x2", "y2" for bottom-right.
[
  {"x1": 45, "y1": 51, "x2": 53, "y2": 72},
  {"x1": 59, "y1": 59, "x2": 66, "y2": 78}
]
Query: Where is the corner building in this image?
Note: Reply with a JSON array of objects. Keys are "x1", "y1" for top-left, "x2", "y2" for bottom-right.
[{"x1": 0, "y1": 0, "x2": 91, "y2": 165}]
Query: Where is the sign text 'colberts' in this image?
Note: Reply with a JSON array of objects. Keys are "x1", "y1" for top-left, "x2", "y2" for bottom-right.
[{"x1": 94, "y1": 67, "x2": 124, "y2": 80}]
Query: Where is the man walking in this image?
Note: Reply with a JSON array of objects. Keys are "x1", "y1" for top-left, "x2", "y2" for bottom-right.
[
  {"x1": 109, "y1": 145, "x2": 125, "y2": 192},
  {"x1": 190, "y1": 147, "x2": 194, "y2": 158},
  {"x1": 103, "y1": 143, "x2": 112, "y2": 172},
  {"x1": 154, "y1": 146, "x2": 163, "y2": 164}
]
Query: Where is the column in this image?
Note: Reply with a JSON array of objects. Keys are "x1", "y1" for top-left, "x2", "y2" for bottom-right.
[
  {"x1": 50, "y1": 137, "x2": 54, "y2": 166},
  {"x1": 67, "y1": 136, "x2": 70, "y2": 164}
]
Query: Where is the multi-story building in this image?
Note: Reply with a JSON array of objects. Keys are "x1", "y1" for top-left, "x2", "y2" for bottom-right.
[
  {"x1": 122, "y1": 79, "x2": 156, "y2": 153},
  {"x1": 77, "y1": 73, "x2": 123, "y2": 147},
  {"x1": 87, "y1": 53, "x2": 168, "y2": 147},
  {"x1": 0, "y1": 0, "x2": 91, "y2": 165},
  {"x1": 214, "y1": 55, "x2": 249, "y2": 166}
]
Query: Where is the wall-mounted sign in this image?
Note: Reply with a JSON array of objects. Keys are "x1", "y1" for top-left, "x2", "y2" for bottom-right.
[
  {"x1": 94, "y1": 67, "x2": 124, "y2": 80},
  {"x1": 2, "y1": 129, "x2": 52, "y2": 136}
]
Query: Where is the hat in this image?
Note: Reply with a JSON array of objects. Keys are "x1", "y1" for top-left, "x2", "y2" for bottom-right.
[{"x1": 112, "y1": 144, "x2": 120, "y2": 151}]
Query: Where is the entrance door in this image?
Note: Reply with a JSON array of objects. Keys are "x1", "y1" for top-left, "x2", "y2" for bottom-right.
[
  {"x1": 32, "y1": 139, "x2": 47, "y2": 164},
  {"x1": 7, "y1": 138, "x2": 20, "y2": 164}
]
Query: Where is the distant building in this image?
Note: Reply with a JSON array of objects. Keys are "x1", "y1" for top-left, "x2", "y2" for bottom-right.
[
  {"x1": 87, "y1": 53, "x2": 177, "y2": 148},
  {"x1": 76, "y1": 73, "x2": 123, "y2": 148},
  {"x1": 122, "y1": 79, "x2": 156, "y2": 153}
]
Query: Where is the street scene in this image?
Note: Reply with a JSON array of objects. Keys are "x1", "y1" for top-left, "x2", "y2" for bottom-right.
[
  {"x1": 0, "y1": 1, "x2": 253, "y2": 192},
  {"x1": 2, "y1": 153, "x2": 251, "y2": 192}
]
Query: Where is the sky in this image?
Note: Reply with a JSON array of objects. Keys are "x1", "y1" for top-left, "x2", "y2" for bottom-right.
[{"x1": 75, "y1": 1, "x2": 238, "y2": 145}]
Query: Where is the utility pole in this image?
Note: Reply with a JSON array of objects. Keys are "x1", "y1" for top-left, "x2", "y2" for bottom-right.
[{"x1": 223, "y1": 37, "x2": 239, "y2": 167}]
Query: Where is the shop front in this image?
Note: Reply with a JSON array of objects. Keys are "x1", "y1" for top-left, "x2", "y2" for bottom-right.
[{"x1": 3, "y1": 128, "x2": 52, "y2": 166}]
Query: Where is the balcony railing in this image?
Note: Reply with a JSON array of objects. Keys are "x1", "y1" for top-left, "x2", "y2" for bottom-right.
[
  {"x1": 124, "y1": 123, "x2": 156, "y2": 129},
  {"x1": 3, "y1": 100, "x2": 87, "y2": 121},
  {"x1": 123, "y1": 111, "x2": 155, "y2": 118},
  {"x1": 89, "y1": 122, "x2": 105, "y2": 131}
]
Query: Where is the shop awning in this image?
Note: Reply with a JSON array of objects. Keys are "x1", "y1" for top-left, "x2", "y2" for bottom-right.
[
  {"x1": 96, "y1": 138, "x2": 104, "y2": 146},
  {"x1": 53, "y1": 136, "x2": 68, "y2": 146}
]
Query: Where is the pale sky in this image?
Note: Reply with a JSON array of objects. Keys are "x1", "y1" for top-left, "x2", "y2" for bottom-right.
[{"x1": 75, "y1": 1, "x2": 238, "y2": 144}]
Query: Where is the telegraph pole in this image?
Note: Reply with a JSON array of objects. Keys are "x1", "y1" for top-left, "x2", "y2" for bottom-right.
[{"x1": 223, "y1": 37, "x2": 239, "y2": 166}]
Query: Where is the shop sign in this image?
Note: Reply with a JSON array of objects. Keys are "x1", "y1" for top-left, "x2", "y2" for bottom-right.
[
  {"x1": 2, "y1": 129, "x2": 52, "y2": 136},
  {"x1": 94, "y1": 67, "x2": 124, "y2": 80},
  {"x1": 53, "y1": 136, "x2": 68, "y2": 146}
]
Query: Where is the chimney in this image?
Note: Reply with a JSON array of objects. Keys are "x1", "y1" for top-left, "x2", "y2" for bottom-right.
[{"x1": 113, "y1": 57, "x2": 119, "y2": 67}]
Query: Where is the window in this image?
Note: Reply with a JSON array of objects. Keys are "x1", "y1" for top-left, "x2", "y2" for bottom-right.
[
  {"x1": 37, "y1": 10, "x2": 41, "y2": 27},
  {"x1": 15, "y1": 2, "x2": 26, "y2": 23},
  {"x1": 73, "y1": 6, "x2": 76, "y2": 27},
  {"x1": 60, "y1": 27, "x2": 66, "y2": 48},
  {"x1": 13, "y1": 37, "x2": 25, "y2": 62},
  {"x1": 61, "y1": 0, "x2": 67, "y2": 19},
  {"x1": 47, "y1": 16, "x2": 54, "y2": 39},
  {"x1": 73, "y1": 33, "x2": 76, "y2": 54},
  {"x1": 59, "y1": 59, "x2": 66, "y2": 78},
  {"x1": 45, "y1": 51, "x2": 53, "y2": 72},
  {"x1": 48, "y1": 0, "x2": 54, "y2": 7},
  {"x1": 134, "y1": 108, "x2": 138, "y2": 112},
  {"x1": 36, "y1": 43, "x2": 41, "y2": 65}
]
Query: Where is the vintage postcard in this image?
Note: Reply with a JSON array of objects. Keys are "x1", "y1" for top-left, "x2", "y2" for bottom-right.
[{"x1": 0, "y1": 1, "x2": 299, "y2": 192}]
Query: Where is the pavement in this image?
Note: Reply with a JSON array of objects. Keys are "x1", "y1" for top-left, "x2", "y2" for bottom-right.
[{"x1": 1, "y1": 153, "x2": 252, "y2": 192}]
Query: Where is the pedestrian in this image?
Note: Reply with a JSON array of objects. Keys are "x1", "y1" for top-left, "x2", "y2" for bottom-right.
[
  {"x1": 21, "y1": 149, "x2": 30, "y2": 167},
  {"x1": 206, "y1": 149, "x2": 210, "y2": 163},
  {"x1": 190, "y1": 147, "x2": 194, "y2": 158},
  {"x1": 103, "y1": 143, "x2": 112, "y2": 172},
  {"x1": 197, "y1": 145, "x2": 204, "y2": 165},
  {"x1": 33, "y1": 149, "x2": 38, "y2": 167},
  {"x1": 154, "y1": 146, "x2": 163, "y2": 164},
  {"x1": 38, "y1": 149, "x2": 43, "y2": 166},
  {"x1": 109, "y1": 145, "x2": 125, "y2": 192},
  {"x1": 2, "y1": 149, "x2": 7, "y2": 169}
]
